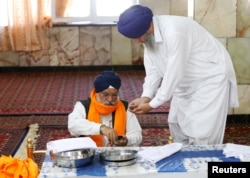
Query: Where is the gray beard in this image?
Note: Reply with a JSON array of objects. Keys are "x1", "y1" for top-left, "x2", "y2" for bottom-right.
[
  {"x1": 103, "y1": 101, "x2": 116, "y2": 106},
  {"x1": 143, "y1": 34, "x2": 155, "y2": 50}
]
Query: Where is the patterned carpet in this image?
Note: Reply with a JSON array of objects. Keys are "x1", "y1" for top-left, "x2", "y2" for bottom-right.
[
  {"x1": 1, "y1": 112, "x2": 250, "y2": 162},
  {"x1": 1, "y1": 121, "x2": 250, "y2": 168},
  {"x1": 0, "y1": 71, "x2": 169, "y2": 115},
  {"x1": 29, "y1": 125, "x2": 171, "y2": 168},
  {"x1": 24, "y1": 124, "x2": 250, "y2": 168},
  {"x1": 0, "y1": 114, "x2": 168, "y2": 165},
  {"x1": 0, "y1": 128, "x2": 28, "y2": 156},
  {"x1": 0, "y1": 114, "x2": 168, "y2": 129},
  {"x1": 0, "y1": 70, "x2": 249, "y2": 170},
  {"x1": 224, "y1": 124, "x2": 250, "y2": 145}
]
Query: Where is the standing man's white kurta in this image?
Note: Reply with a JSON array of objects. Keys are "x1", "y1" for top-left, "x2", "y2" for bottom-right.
[{"x1": 141, "y1": 16, "x2": 239, "y2": 144}]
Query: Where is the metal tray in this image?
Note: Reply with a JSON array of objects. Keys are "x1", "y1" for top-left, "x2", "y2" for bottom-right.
[
  {"x1": 99, "y1": 149, "x2": 138, "y2": 162},
  {"x1": 100, "y1": 157, "x2": 137, "y2": 167}
]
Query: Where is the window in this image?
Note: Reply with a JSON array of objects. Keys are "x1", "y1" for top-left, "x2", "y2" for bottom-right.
[
  {"x1": 188, "y1": 0, "x2": 194, "y2": 19},
  {"x1": 51, "y1": 0, "x2": 138, "y2": 24},
  {"x1": 0, "y1": 0, "x2": 7, "y2": 26}
]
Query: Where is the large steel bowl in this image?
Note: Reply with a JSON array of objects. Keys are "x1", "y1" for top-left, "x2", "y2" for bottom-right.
[{"x1": 53, "y1": 148, "x2": 96, "y2": 168}]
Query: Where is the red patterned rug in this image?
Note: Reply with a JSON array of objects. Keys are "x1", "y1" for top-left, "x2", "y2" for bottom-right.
[
  {"x1": 31, "y1": 125, "x2": 171, "y2": 168},
  {"x1": 28, "y1": 124, "x2": 250, "y2": 168},
  {"x1": 0, "y1": 114, "x2": 168, "y2": 129},
  {"x1": 0, "y1": 71, "x2": 169, "y2": 115},
  {"x1": 0, "y1": 115, "x2": 68, "y2": 129},
  {"x1": 0, "y1": 128, "x2": 28, "y2": 156},
  {"x1": 137, "y1": 114, "x2": 168, "y2": 128},
  {"x1": 224, "y1": 124, "x2": 250, "y2": 145},
  {"x1": 0, "y1": 112, "x2": 248, "y2": 168}
]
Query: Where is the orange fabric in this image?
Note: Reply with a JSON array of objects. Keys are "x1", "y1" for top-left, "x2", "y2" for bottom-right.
[
  {"x1": 88, "y1": 89, "x2": 126, "y2": 146},
  {"x1": 0, "y1": 155, "x2": 39, "y2": 178}
]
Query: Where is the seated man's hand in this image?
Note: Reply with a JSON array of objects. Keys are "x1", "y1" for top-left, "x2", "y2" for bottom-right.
[
  {"x1": 100, "y1": 125, "x2": 118, "y2": 144},
  {"x1": 114, "y1": 136, "x2": 128, "y2": 147}
]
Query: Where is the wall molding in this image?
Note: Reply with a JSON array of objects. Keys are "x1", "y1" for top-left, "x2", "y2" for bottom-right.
[{"x1": 0, "y1": 65, "x2": 145, "y2": 73}]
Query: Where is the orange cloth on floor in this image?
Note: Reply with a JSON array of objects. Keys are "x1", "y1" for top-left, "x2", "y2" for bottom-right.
[
  {"x1": 0, "y1": 155, "x2": 39, "y2": 178},
  {"x1": 88, "y1": 89, "x2": 126, "y2": 146}
]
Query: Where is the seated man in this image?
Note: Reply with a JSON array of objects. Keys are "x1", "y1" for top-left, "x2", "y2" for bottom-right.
[{"x1": 68, "y1": 71, "x2": 142, "y2": 147}]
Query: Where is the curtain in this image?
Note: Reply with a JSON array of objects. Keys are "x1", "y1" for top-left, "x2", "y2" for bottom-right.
[
  {"x1": 0, "y1": 0, "x2": 51, "y2": 51},
  {"x1": 56, "y1": 0, "x2": 71, "y2": 17}
]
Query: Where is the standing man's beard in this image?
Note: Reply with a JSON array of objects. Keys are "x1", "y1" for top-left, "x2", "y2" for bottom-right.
[{"x1": 143, "y1": 33, "x2": 155, "y2": 50}]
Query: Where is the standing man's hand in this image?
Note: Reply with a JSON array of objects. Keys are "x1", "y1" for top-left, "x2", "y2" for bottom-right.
[
  {"x1": 129, "y1": 97, "x2": 152, "y2": 114},
  {"x1": 132, "y1": 102, "x2": 153, "y2": 114},
  {"x1": 129, "y1": 97, "x2": 150, "y2": 110},
  {"x1": 128, "y1": 98, "x2": 141, "y2": 111}
]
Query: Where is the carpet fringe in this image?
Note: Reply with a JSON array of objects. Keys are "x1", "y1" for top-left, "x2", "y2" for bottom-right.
[{"x1": 14, "y1": 123, "x2": 39, "y2": 160}]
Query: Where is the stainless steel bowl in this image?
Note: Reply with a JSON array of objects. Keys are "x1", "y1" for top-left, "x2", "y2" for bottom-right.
[
  {"x1": 99, "y1": 149, "x2": 138, "y2": 162},
  {"x1": 53, "y1": 148, "x2": 96, "y2": 168}
]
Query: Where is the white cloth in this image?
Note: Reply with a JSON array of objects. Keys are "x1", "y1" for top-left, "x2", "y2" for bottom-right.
[
  {"x1": 138, "y1": 143, "x2": 183, "y2": 163},
  {"x1": 142, "y1": 16, "x2": 238, "y2": 108},
  {"x1": 46, "y1": 137, "x2": 97, "y2": 153},
  {"x1": 68, "y1": 101, "x2": 142, "y2": 146},
  {"x1": 141, "y1": 15, "x2": 239, "y2": 144},
  {"x1": 169, "y1": 79, "x2": 229, "y2": 144},
  {"x1": 223, "y1": 143, "x2": 250, "y2": 161}
]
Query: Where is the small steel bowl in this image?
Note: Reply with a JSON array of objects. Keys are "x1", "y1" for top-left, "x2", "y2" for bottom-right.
[{"x1": 53, "y1": 148, "x2": 96, "y2": 168}]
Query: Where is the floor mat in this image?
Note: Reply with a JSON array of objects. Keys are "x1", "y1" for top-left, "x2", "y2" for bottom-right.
[
  {"x1": 224, "y1": 124, "x2": 250, "y2": 145},
  {"x1": 0, "y1": 71, "x2": 169, "y2": 115},
  {"x1": 28, "y1": 123, "x2": 250, "y2": 168},
  {"x1": 0, "y1": 128, "x2": 28, "y2": 156},
  {"x1": 30, "y1": 125, "x2": 172, "y2": 168},
  {"x1": 0, "y1": 114, "x2": 168, "y2": 129},
  {"x1": 0, "y1": 115, "x2": 68, "y2": 129},
  {"x1": 137, "y1": 114, "x2": 168, "y2": 128},
  {"x1": 4, "y1": 123, "x2": 250, "y2": 169}
]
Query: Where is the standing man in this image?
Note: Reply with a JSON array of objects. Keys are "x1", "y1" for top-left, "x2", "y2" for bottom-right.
[
  {"x1": 68, "y1": 71, "x2": 142, "y2": 147},
  {"x1": 117, "y1": 5, "x2": 239, "y2": 145}
]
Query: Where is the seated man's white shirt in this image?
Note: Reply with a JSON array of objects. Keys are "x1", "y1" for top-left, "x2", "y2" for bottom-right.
[{"x1": 68, "y1": 101, "x2": 142, "y2": 146}]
